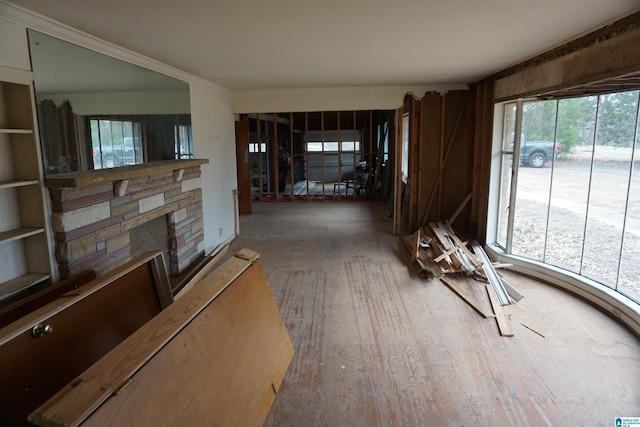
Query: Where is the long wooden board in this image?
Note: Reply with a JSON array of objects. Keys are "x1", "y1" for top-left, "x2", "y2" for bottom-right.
[
  {"x1": 30, "y1": 249, "x2": 294, "y2": 427},
  {"x1": 173, "y1": 244, "x2": 230, "y2": 299},
  {"x1": 486, "y1": 284, "x2": 514, "y2": 337},
  {"x1": 440, "y1": 277, "x2": 494, "y2": 319}
]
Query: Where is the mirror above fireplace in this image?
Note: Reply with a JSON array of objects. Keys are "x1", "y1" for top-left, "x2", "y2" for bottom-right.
[{"x1": 27, "y1": 30, "x2": 192, "y2": 175}]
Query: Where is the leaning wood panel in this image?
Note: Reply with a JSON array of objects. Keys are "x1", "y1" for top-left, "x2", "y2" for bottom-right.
[
  {"x1": 30, "y1": 249, "x2": 294, "y2": 427},
  {"x1": 0, "y1": 252, "x2": 170, "y2": 427}
]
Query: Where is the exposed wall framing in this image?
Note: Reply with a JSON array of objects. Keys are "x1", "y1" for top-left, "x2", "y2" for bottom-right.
[
  {"x1": 236, "y1": 109, "x2": 394, "y2": 204},
  {"x1": 397, "y1": 90, "x2": 473, "y2": 236}
]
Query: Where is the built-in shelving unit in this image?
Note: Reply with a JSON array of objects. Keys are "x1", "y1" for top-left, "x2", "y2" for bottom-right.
[{"x1": 0, "y1": 66, "x2": 54, "y2": 302}]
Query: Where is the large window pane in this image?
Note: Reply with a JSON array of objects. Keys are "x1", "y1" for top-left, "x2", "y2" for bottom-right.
[
  {"x1": 511, "y1": 168, "x2": 551, "y2": 261},
  {"x1": 582, "y1": 92, "x2": 638, "y2": 287},
  {"x1": 544, "y1": 97, "x2": 597, "y2": 273},
  {"x1": 619, "y1": 159, "x2": 640, "y2": 302},
  {"x1": 618, "y1": 94, "x2": 640, "y2": 302}
]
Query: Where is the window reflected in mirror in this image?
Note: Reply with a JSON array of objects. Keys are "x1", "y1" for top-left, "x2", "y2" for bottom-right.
[{"x1": 90, "y1": 119, "x2": 143, "y2": 169}]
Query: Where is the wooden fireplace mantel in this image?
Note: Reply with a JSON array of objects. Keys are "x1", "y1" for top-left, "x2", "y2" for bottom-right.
[{"x1": 44, "y1": 159, "x2": 209, "y2": 189}]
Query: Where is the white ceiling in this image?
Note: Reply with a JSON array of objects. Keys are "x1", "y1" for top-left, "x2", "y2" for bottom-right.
[{"x1": 6, "y1": 0, "x2": 640, "y2": 91}]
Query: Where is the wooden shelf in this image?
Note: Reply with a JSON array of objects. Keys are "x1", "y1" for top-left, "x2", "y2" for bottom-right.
[
  {"x1": 45, "y1": 159, "x2": 209, "y2": 188},
  {"x1": 0, "y1": 179, "x2": 39, "y2": 189},
  {"x1": 0, "y1": 128, "x2": 33, "y2": 134},
  {"x1": 0, "y1": 273, "x2": 49, "y2": 301},
  {"x1": 0, "y1": 227, "x2": 44, "y2": 244},
  {"x1": 0, "y1": 70, "x2": 56, "y2": 302}
]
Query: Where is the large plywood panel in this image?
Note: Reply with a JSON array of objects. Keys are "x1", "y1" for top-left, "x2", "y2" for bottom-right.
[
  {"x1": 80, "y1": 259, "x2": 293, "y2": 427},
  {"x1": 30, "y1": 253, "x2": 294, "y2": 427}
]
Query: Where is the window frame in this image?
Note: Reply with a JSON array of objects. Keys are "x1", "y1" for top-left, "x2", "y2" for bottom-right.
[{"x1": 486, "y1": 92, "x2": 640, "y2": 326}]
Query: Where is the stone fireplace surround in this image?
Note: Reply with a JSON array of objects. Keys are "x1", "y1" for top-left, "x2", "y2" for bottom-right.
[{"x1": 45, "y1": 159, "x2": 209, "y2": 280}]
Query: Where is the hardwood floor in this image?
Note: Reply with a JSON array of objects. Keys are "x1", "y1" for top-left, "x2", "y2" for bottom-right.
[{"x1": 229, "y1": 201, "x2": 640, "y2": 426}]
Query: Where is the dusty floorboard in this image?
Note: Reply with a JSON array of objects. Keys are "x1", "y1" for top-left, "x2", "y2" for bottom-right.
[{"x1": 229, "y1": 201, "x2": 640, "y2": 426}]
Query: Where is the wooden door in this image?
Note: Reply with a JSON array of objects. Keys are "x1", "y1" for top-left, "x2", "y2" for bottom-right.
[{"x1": 235, "y1": 118, "x2": 252, "y2": 214}]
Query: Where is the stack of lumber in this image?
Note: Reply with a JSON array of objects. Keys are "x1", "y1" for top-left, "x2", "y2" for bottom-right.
[
  {"x1": 401, "y1": 222, "x2": 489, "y2": 279},
  {"x1": 401, "y1": 221, "x2": 526, "y2": 337}
]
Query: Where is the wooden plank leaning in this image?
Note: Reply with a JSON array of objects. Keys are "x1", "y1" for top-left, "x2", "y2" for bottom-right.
[{"x1": 173, "y1": 244, "x2": 230, "y2": 300}]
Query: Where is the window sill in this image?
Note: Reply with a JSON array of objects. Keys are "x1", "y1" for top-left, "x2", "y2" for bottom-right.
[{"x1": 485, "y1": 244, "x2": 640, "y2": 338}]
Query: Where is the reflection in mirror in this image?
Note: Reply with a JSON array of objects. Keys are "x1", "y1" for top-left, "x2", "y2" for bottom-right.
[{"x1": 27, "y1": 30, "x2": 191, "y2": 174}]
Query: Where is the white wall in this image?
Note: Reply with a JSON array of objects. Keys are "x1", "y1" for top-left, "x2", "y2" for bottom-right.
[
  {"x1": 0, "y1": 17, "x2": 30, "y2": 70},
  {"x1": 189, "y1": 81, "x2": 238, "y2": 252},
  {"x1": 232, "y1": 84, "x2": 467, "y2": 114}
]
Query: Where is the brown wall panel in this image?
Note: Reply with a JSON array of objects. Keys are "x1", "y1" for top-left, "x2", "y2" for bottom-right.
[
  {"x1": 440, "y1": 90, "x2": 471, "y2": 229},
  {"x1": 417, "y1": 91, "x2": 442, "y2": 228}
]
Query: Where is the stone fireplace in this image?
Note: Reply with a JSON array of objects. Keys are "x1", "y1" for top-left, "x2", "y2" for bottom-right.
[{"x1": 46, "y1": 159, "x2": 209, "y2": 279}]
